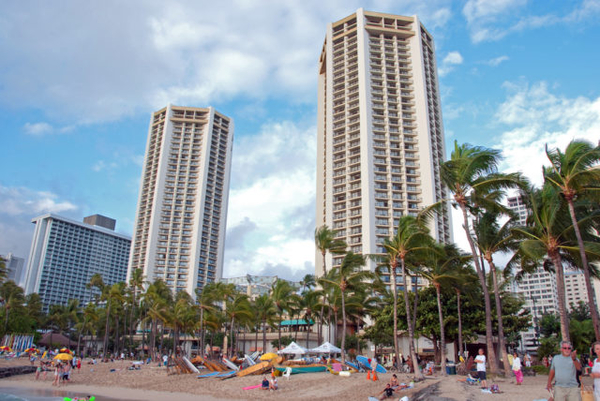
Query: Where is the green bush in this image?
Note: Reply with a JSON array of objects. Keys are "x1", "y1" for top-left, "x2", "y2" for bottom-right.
[{"x1": 532, "y1": 365, "x2": 549, "y2": 375}]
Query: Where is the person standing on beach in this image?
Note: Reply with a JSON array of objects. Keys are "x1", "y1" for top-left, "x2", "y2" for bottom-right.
[
  {"x1": 474, "y1": 348, "x2": 488, "y2": 389},
  {"x1": 588, "y1": 341, "x2": 600, "y2": 401},
  {"x1": 512, "y1": 351, "x2": 523, "y2": 385},
  {"x1": 546, "y1": 341, "x2": 581, "y2": 401}
]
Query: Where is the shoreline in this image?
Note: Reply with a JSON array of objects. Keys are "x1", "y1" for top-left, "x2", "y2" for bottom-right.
[{"x1": 0, "y1": 380, "x2": 237, "y2": 401}]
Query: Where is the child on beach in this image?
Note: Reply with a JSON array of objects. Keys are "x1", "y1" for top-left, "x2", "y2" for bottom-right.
[{"x1": 261, "y1": 376, "x2": 269, "y2": 390}]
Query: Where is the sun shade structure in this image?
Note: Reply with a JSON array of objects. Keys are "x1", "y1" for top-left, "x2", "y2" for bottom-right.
[
  {"x1": 309, "y1": 341, "x2": 341, "y2": 354},
  {"x1": 278, "y1": 341, "x2": 308, "y2": 355}
]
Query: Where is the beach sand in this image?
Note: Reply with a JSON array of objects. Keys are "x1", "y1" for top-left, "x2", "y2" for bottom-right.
[{"x1": 0, "y1": 357, "x2": 592, "y2": 400}]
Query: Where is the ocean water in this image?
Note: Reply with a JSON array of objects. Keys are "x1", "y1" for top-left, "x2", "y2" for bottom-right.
[{"x1": 0, "y1": 387, "x2": 121, "y2": 401}]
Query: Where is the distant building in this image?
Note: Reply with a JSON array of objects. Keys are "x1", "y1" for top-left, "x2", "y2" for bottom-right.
[
  {"x1": 221, "y1": 274, "x2": 299, "y2": 299},
  {"x1": 128, "y1": 105, "x2": 233, "y2": 296},
  {"x1": 1, "y1": 253, "x2": 25, "y2": 286},
  {"x1": 315, "y1": 9, "x2": 452, "y2": 288},
  {"x1": 564, "y1": 266, "x2": 600, "y2": 311},
  {"x1": 23, "y1": 214, "x2": 131, "y2": 312}
]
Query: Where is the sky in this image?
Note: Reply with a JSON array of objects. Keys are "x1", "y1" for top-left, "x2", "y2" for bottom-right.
[{"x1": 1, "y1": 0, "x2": 599, "y2": 282}]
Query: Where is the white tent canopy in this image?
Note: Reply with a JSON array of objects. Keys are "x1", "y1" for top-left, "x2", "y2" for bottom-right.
[
  {"x1": 278, "y1": 341, "x2": 307, "y2": 355},
  {"x1": 309, "y1": 341, "x2": 342, "y2": 354}
]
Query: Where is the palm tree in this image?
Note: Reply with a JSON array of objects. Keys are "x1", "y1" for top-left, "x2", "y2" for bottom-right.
[
  {"x1": 271, "y1": 279, "x2": 294, "y2": 349},
  {"x1": 314, "y1": 225, "x2": 347, "y2": 276},
  {"x1": 254, "y1": 293, "x2": 276, "y2": 352},
  {"x1": 128, "y1": 268, "x2": 146, "y2": 350},
  {"x1": 421, "y1": 243, "x2": 470, "y2": 376},
  {"x1": 439, "y1": 141, "x2": 524, "y2": 374},
  {"x1": 544, "y1": 140, "x2": 600, "y2": 340},
  {"x1": 300, "y1": 289, "x2": 322, "y2": 348},
  {"x1": 450, "y1": 265, "x2": 478, "y2": 360},
  {"x1": 299, "y1": 274, "x2": 316, "y2": 293},
  {"x1": 474, "y1": 212, "x2": 521, "y2": 375},
  {"x1": 87, "y1": 273, "x2": 105, "y2": 306},
  {"x1": 380, "y1": 215, "x2": 432, "y2": 377},
  {"x1": 318, "y1": 251, "x2": 372, "y2": 363},
  {"x1": 224, "y1": 293, "x2": 253, "y2": 357},
  {"x1": 102, "y1": 282, "x2": 125, "y2": 357},
  {"x1": 512, "y1": 185, "x2": 599, "y2": 341},
  {"x1": 77, "y1": 303, "x2": 99, "y2": 355},
  {"x1": 195, "y1": 283, "x2": 218, "y2": 356}
]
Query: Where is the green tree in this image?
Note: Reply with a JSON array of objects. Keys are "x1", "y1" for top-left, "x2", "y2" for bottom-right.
[
  {"x1": 318, "y1": 251, "x2": 372, "y2": 363},
  {"x1": 224, "y1": 293, "x2": 253, "y2": 358},
  {"x1": 421, "y1": 243, "x2": 469, "y2": 376},
  {"x1": 439, "y1": 141, "x2": 524, "y2": 374},
  {"x1": 271, "y1": 279, "x2": 294, "y2": 349},
  {"x1": 474, "y1": 212, "x2": 517, "y2": 376},
  {"x1": 128, "y1": 268, "x2": 146, "y2": 349},
  {"x1": 314, "y1": 225, "x2": 346, "y2": 276},
  {"x1": 254, "y1": 293, "x2": 276, "y2": 352},
  {"x1": 512, "y1": 185, "x2": 599, "y2": 341},
  {"x1": 544, "y1": 140, "x2": 600, "y2": 340},
  {"x1": 380, "y1": 215, "x2": 433, "y2": 378}
]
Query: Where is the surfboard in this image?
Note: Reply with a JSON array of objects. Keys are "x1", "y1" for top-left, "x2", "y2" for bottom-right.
[
  {"x1": 197, "y1": 371, "x2": 220, "y2": 378},
  {"x1": 216, "y1": 370, "x2": 236, "y2": 378},
  {"x1": 346, "y1": 361, "x2": 362, "y2": 372},
  {"x1": 243, "y1": 384, "x2": 262, "y2": 390},
  {"x1": 183, "y1": 356, "x2": 200, "y2": 373},
  {"x1": 356, "y1": 355, "x2": 387, "y2": 374},
  {"x1": 222, "y1": 357, "x2": 240, "y2": 371}
]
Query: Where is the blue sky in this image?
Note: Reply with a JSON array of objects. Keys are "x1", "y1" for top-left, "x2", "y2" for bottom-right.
[{"x1": 1, "y1": 0, "x2": 599, "y2": 281}]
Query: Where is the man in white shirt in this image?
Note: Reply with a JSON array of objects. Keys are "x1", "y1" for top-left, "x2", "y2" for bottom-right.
[{"x1": 474, "y1": 348, "x2": 488, "y2": 389}]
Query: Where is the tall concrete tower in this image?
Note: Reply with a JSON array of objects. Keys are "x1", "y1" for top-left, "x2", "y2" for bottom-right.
[
  {"x1": 316, "y1": 9, "x2": 452, "y2": 279},
  {"x1": 128, "y1": 105, "x2": 233, "y2": 295}
]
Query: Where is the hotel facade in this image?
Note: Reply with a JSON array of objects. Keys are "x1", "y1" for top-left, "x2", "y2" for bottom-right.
[
  {"x1": 23, "y1": 214, "x2": 130, "y2": 312},
  {"x1": 128, "y1": 105, "x2": 233, "y2": 296},
  {"x1": 316, "y1": 9, "x2": 452, "y2": 281}
]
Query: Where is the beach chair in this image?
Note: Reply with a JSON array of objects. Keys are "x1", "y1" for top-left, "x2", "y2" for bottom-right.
[{"x1": 283, "y1": 367, "x2": 292, "y2": 380}]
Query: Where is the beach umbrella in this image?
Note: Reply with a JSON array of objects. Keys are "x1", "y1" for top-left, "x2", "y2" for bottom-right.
[
  {"x1": 59, "y1": 348, "x2": 73, "y2": 354},
  {"x1": 0, "y1": 346, "x2": 12, "y2": 352},
  {"x1": 54, "y1": 353, "x2": 73, "y2": 361},
  {"x1": 260, "y1": 352, "x2": 278, "y2": 361}
]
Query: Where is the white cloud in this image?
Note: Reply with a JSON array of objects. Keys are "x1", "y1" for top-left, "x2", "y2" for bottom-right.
[
  {"x1": 484, "y1": 55, "x2": 509, "y2": 66},
  {"x1": 493, "y1": 81, "x2": 600, "y2": 186},
  {"x1": 223, "y1": 121, "x2": 316, "y2": 279},
  {"x1": 23, "y1": 122, "x2": 74, "y2": 136},
  {"x1": 438, "y1": 51, "x2": 463, "y2": 76},
  {"x1": 0, "y1": 185, "x2": 78, "y2": 216},
  {"x1": 463, "y1": 0, "x2": 600, "y2": 43},
  {"x1": 0, "y1": 185, "x2": 79, "y2": 259},
  {"x1": 0, "y1": 1, "x2": 457, "y2": 125}
]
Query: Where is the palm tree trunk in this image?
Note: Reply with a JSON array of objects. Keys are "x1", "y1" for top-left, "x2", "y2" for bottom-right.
[
  {"x1": 318, "y1": 305, "x2": 324, "y2": 343},
  {"x1": 391, "y1": 264, "x2": 400, "y2": 371},
  {"x1": 567, "y1": 199, "x2": 600, "y2": 340},
  {"x1": 488, "y1": 260, "x2": 512, "y2": 376},
  {"x1": 340, "y1": 291, "x2": 347, "y2": 364},
  {"x1": 199, "y1": 307, "x2": 205, "y2": 355},
  {"x1": 401, "y1": 258, "x2": 423, "y2": 380},
  {"x1": 435, "y1": 284, "x2": 447, "y2": 376},
  {"x1": 550, "y1": 251, "x2": 570, "y2": 341},
  {"x1": 262, "y1": 319, "x2": 267, "y2": 352},
  {"x1": 103, "y1": 302, "x2": 111, "y2": 358},
  {"x1": 456, "y1": 289, "x2": 463, "y2": 359},
  {"x1": 460, "y1": 205, "x2": 498, "y2": 375}
]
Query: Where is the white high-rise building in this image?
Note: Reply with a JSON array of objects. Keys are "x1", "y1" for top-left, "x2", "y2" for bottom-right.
[
  {"x1": 1, "y1": 253, "x2": 25, "y2": 286},
  {"x1": 23, "y1": 214, "x2": 130, "y2": 312},
  {"x1": 128, "y1": 105, "x2": 233, "y2": 296},
  {"x1": 316, "y1": 10, "x2": 452, "y2": 282}
]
